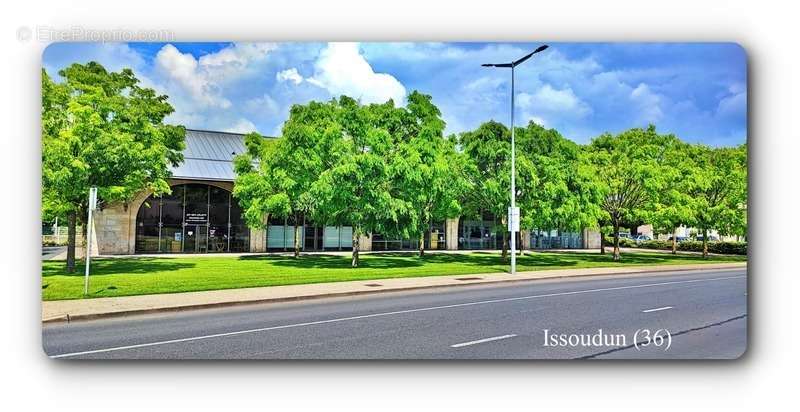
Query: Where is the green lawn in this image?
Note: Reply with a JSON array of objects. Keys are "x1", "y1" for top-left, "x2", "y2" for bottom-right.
[{"x1": 41, "y1": 251, "x2": 746, "y2": 301}]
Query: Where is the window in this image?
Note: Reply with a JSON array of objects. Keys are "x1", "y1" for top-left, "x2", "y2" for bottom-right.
[{"x1": 135, "y1": 183, "x2": 249, "y2": 253}]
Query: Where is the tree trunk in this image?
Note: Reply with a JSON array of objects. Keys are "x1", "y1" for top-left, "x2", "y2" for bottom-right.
[
  {"x1": 612, "y1": 220, "x2": 621, "y2": 261},
  {"x1": 599, "y1": 230, "x2": 605, "y2": 255},
  {"x1": 293, "y1": 223, "x2": 301, "y2": 258},
  {"x1": 702, "y1": 228, "x2": 708, "y2": 259},
  {"x1": 418, "y1": 231, "x2": 425, "y2": 258},
  {"x1": 671, "y1": 227, "x2": 678, "y2": 255},
  {"x1": 66, "y1": 210, "x2": 77, "y2": 273},
  {"x1": 352, "y1": 231, "x2": 360, "y2": 268},
  {"x1": 501, "y1": 231, "x2": 508, "y2": 259}
]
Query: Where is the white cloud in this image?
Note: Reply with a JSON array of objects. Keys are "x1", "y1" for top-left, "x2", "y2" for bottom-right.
[
  {"x1": 154, "y1": 42, "x2": 276, "y2": 110},
  {"x1": 629, "y1": 83, "x2": 664, "y2": 123},
  {"x1": 306, "y1": 43, "x2": 406, "y2": 104},
  {"x1": 155, "y1": 44, "x2": 231, "y2": 108},
  {"x1": 276, "y1": 68, "x2": 304, "y2": 84},
  {"x1": 244, "y1": 93, "x2": 280, "y2": 116},
  {"x1": 716, "y1": 84, "x2": 746, "y2": 118},
  {"x1": 517, "y1": 84, "x2": 592, "y2": 118},
  {"x1": 225, "y1": 118, "x2": 258, "y2": 134}
]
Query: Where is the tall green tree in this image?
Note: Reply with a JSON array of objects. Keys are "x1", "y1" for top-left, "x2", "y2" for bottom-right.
[
  {"x1": 586, "y1": 125, "x2": 677, "y2": 261},
  {"x1": 515, "y1": 122, "x2": 603, "y2": 248},
  {"x1": 311, "y1": 96, "x2": 415, "y2": 267},
  {"x1": 42, "y1": 63, "x2": 185, "y2": 272},
  {"x1": 688, "y1": 144, "x2": 748, "y2": 257},
  {"x1": 648, "y1": 140, "x2": 697, "y2": 254},
  {"x1": 390, "y1": 91, "x2": 467, "y2": 257},
  {"x1": 233, "y1": 100, "x2": 342, "y2": 258},
  {"x1": 457, "y1": 121, "x2": 517, "y2": 257}
]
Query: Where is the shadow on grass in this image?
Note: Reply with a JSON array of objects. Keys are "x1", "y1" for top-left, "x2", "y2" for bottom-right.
[
  {"x1": 241, "y1": 251, "x2": 588, "y2": 270},
  {"x1": 41, "y1": 257, "x2": 196, "y2": 277}
]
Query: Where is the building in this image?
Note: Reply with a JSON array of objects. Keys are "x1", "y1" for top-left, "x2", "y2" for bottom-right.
[{"x1": 87, "y1": 130, "x2": 600, "y2": 256}]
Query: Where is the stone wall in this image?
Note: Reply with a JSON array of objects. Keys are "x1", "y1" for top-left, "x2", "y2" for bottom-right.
[
  {"x1": 359, "y1": 234, "x2": 372, "y2": 251},
  {"x1": 445, "y1": 217, "x2": 459, "y2": 250},
  {"x1": 583, "y1": 228, "x2": 602, "y2": 249}
]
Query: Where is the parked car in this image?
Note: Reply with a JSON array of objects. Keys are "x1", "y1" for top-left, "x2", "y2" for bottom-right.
[
  {"x1": 633, "y1": 234, "x2": 652, "y2": 243},
  {"x1": 696, "y1": 234, "x2": 720, "y2": 242},
  {"x1": 617, "y1": 232, "x2": 633, "y2": 239}
]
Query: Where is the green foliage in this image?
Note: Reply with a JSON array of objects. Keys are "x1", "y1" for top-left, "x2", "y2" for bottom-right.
[
  {"x1": 42, "y1": 63, "x2": 185, "y2": 271},
  {"x1": 586, "y1": 125, "x2": 682, "y2": 260},
  {"x1": 457, "y1": 120, "x2": 512, "y2": 224},
  {"x1": 646, "y1": 139, "x2": 698, "y2": 237},
  {"x1": 390, "y1": 91, "x2": 468, "y2": 254},
  {"x1": 515, "y1": 122, "x2": 604, "y2": 233},
  {"x1": 311, "y1": 97, "x2": 417, "y2": 263},
  {"x1": 617, "y1": 239, "x2": 747, "y2": 255},
  {"x1": 42, "y1": 64, "x2": 185, "y2": 213},
  {"x1": 688, "y1": 144, "x2": 748, "y2": 240}
]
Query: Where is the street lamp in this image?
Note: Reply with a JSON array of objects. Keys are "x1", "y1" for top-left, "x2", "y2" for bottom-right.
[{"x1": 482, "y1": 44, "x2": 548, "y2": 275}]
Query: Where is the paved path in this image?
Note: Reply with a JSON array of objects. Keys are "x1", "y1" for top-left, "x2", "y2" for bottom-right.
[
  {"x1": 42, "y1": 262, "x2": 745, "y2": 322},
  {"x1": 43, "y1": 267, "x2": 747, "y2": 359}
]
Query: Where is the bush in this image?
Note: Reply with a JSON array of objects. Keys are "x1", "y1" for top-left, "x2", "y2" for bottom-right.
[
  {"x1": 603, "y1": 237, "x2": 747, "y2": 255},
  {"x1": 603, "y1": 236, "x2": 637, "y2": 248},
  {"x1": 638, "y1": 240, "x2": 672, "y2": 250},
  {"x1": 678, "y1": 241, "x2": 747, "y2": 255}
]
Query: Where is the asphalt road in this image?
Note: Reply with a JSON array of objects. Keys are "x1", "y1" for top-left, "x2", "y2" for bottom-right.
[{"x1": 43, "y1": 267, "x2": 747, "y2": 360}]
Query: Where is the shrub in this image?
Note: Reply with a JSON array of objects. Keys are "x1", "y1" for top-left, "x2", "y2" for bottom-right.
[
  {"x1": 638, "y1": 240, "x2": 672, "y2": 250},
  {"x1": 675, "y1": 240, "x2": 747, "y2": 255},
  {"x1": 603, "y1": 236, "x2": 637, "y2": 248},
  {"x1": 603, "y1": 238, "x2": 747, "y2": 255}
]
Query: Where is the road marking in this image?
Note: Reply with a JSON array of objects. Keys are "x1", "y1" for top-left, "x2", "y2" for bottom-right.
[
  {"x1": 50, "y1": 273, "x2": 745, "y2": 359},
  {"x1": 451, "y1": 334, "x2": 517, "y2": 348},
  {"x1": 642, "y1": 306, "x2": 673, "y2": 313}
]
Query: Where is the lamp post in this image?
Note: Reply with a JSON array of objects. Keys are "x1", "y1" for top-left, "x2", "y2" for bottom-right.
[{"x1": 482, "y1": 44, "x2": 548, "y2": 275}]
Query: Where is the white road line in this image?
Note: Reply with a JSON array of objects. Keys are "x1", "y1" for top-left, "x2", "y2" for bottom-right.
[
  {"x1": 50, "y1": 273, "x2": 745, "y2": 359},
  {"x1": 451, "y1": 334, "x2": 517, "y2": 348},
  {"x1": 642, "y1": 306, "x2": 673, "y2": 313}
]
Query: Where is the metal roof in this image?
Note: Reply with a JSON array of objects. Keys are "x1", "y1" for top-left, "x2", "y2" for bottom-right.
[{"x1": 170, "y1": 129, "x2": 267, "y2": 182}]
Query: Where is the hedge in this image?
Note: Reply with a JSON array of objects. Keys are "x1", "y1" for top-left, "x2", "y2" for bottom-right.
[{"x1": 603, "y1": 237, "x2": 747, "y2": 255}]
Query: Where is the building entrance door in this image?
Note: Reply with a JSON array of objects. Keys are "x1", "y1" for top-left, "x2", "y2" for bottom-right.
[{"x1": 183, "y1": 224, "x2": 208, "y2": 253}]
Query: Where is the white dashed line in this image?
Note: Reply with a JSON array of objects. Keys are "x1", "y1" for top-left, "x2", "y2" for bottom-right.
[
  {"x1": 451, "y1": 334, "x2": 517, "y2": 348},
  {"x1": 642, "y1": 306, "x2": 673, "y2": 313}
]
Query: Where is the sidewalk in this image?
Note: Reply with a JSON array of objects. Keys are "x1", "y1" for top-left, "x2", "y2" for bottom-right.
[{"x1": 42, "y1": 262, "x2": 746, "y2": 323}]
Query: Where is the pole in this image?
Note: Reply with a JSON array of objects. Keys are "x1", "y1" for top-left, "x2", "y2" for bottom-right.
[
  {"x1": 84, "y1": 187, "x2": 97, "y2": 296},
  {"x1": 510, "y1": 65, "x2": 516, "y2": 275}
]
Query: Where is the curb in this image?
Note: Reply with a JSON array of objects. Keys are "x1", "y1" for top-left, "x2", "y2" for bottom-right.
[{"x1": 42, "y1": 263, "x2": 746, "y2": 324}]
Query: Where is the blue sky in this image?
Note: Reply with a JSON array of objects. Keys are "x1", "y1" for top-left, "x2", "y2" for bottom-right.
[{"x1": 42, "y1": 42, "x2": 747, "y2": 146}]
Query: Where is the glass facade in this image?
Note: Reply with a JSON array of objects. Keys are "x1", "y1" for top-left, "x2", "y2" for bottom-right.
[
  {"x1": 135, "y1": 183, "x2": 250, "y2": 253},
  {"x1": 458, "y1": 213, "x2": 502, "y2": 250},
  {"x1": 371, "y1": 222, "x2": 447, "y2": 251},
  {"x1": 265, "y1": 215, "x2": 353, "y2": 251},
  {"x1": 530, "y1": 229, "x2": 584, "y2": 249}
]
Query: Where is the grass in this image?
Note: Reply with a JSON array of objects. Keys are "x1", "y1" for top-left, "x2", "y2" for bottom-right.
[{"x1": 41, "y1": 251, "x2": 746, "y2": 301}]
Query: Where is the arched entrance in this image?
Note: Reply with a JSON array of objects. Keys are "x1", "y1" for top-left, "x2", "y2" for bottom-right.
[{"x1": 135, "y1": 183, "x2": 250, "y2": 253}]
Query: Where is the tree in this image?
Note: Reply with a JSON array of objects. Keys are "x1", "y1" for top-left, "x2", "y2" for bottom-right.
[
  {"x1": 390, "y1": 91, "x2": 467, "y2": 257},
  {"x1": 311, "y1": 96, "x2": 415, "y2": 267},
  {"x1": 42, "y1": 63, "x2": 185, "y2": 272},
  {"x1": 233, "y1": 99, "x2": 342, "y2": 258},
  {"x1": 457, "y1": 121, "x2": 517, "y2": 258},
  {"x1": 586, "y1": 125, "x2": 677, "y2": 261},
  {"x1": 688, "y1": 144, "x2": 747, "y2": 257},
  {"x1": 515, "y1": 122, "x2": 603, "y2": 251},
  {"x1": 648, "y1": 140, "x2": 697, "y2": 254}
]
